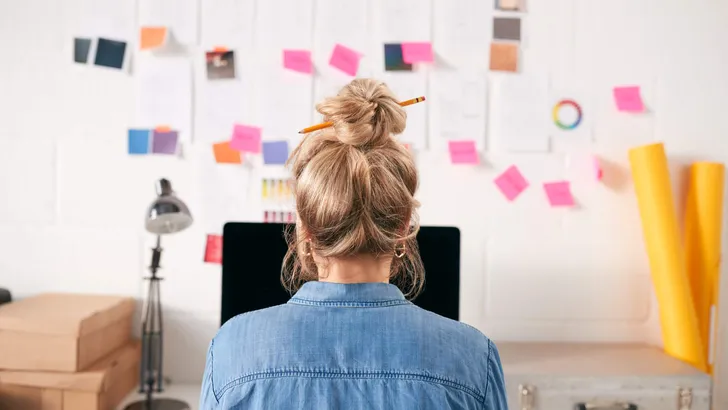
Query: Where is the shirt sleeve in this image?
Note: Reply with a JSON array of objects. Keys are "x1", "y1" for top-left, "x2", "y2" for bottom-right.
[
  {"x1": 484, "y1": 340, "x2": 508, "y2": 410},
  {"x1": 199, "y1": 340, "x2": 218, "y2": 409}
]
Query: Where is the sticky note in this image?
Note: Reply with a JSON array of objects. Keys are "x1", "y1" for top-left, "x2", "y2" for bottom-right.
[
  {"x1": 448, "y1": 140, "x2": 479, "y2": 164},
  {"x1": 140, "y1": 27, "x2": 167, "y2": 50},
  {"x1": 401, "y1": 42, "x2": 434, "y2": 64},
  {"x1": 213, "y1": 141, "x2": 242, "y2": 164},
  {"x1": 128, "y1": 129, "x2": 150, "y2": 154},
  {"x1": 74, "y1": 38, "x2": 92, "y2": 64},
  {"x1": 204, "y1": 234, "x2": 223, "y2": 264},
  {"x1": 329, "y1": 44, "x2": 361, "y2": 77},
  {"x1": 613, "y1": 86, "x2": 644, "y2": 112},
  {"x1": 152, "y1": 130, "x2": 178, "y2": 154},
  {"x1": 490, "y1": 42, "x2": 518, "y2": 72},
  {"x1": 94, "y1": 38, "x2": 127, "y2": 70},
  {"x1": 494, "y1": 165, "x2": 529, "y2": 201},
  {"x1": 283, "y1": 50, "x2": 313, "y2": 74},
  {"x1": 230, "y1": 124, "x2": 262, "y2": 153},
  {"x1": 493, "y1": 17, "x2": 521, "y2": 41},
  {"x1": 543, "y1": 181, "x2": 575, "y2": 207},
  {"x1": 593, "y1": 156, "x2": 603, "y2": 181},
  {"x1": 383, "y1": 44, "x2": 411, "y2": 72},
  {"x1": 262, "y1": 141, "x2": 289, "y2": 165}
]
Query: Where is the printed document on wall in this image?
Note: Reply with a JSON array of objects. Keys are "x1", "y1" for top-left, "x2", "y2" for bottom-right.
[
  {"x1": 491, "y1": 74, "x2": 550, "y2": 152},
  {"x1": 200, "y1": 0, "x2": 254, "y2": 49},
  {"x1": 134, "y1": 56, "x2": 193, "y2": 141},
  {"x1": 372, "y1": 0, "x2": 432, "y2": 43},
  {"x1": 197, "y1": 80, "x2": 247, "y2": 143},
  {"x1": 76, "y1": 0, "x2": 136, "y2": 40},
  {"x1": 428, "y1": 70, "x2": 488, "y2": 150},
  {"x1": 196, "y1": 146, "x2": 252, "y2": 233},
  {"x1": 254, "y1": 66, "x2": 313, "y2": 145},
  {"x1": 313, "y1": 0, "x2": 370, "y2": 76},
  {"x1": 381, "y1": 72, "x2": 428, "y2": 150},
  {"x1": 255, "y1": 0, "x2": 313, "y2": 57},
  {"x1": 139, "y1": 0, "x2": 198, "y2": 45},
  {"x1": 432, "y1": 0, "x2": 492, "y2": 69}
]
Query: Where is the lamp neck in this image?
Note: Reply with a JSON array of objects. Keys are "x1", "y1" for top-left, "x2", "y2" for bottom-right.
[{"x1": 149, "y1": 236, "x2": 162, "y2": 279}]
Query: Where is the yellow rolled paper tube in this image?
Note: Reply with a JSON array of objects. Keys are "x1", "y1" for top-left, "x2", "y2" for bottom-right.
[
  {"x1": 628, "y1": 143, "x2": 707, "y2": 372},
  {"x1": 684, "y1": 162, "x2": 724, "y2": 374}
]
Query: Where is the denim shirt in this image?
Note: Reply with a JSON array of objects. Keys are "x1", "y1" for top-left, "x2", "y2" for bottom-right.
[{"x1": 200, "y1": 282, "x2": 508, "y2": 409}]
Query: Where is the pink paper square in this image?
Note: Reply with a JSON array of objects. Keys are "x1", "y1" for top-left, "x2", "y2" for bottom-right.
[
  {"x1": 283, "y1": 49, "x2": 313, "y2": 74},
  {"x1": 448, "y1": 140, "x2": 479, "y2": 164},
  {"x1": 230, "y1": 124, "x2": 261, "y2": 153},
  {"x1": 613, "y1": 86, "x2": 644, "y2": 112},
  {"x1": 401, "y1": 42, "x2": 434, "y2": 64},
  {"x1": 543, "y1": 181, "x2": 575, "y2": 207},
  {"x1": 329, "y1": 44, "x2": 361, "y2": 77},
  {"x1": 494, "y1": 165, "x2": 529, "y2": 201},
  {"x1": 593, "y1": 156, "x2": 603, "y2": 181}
]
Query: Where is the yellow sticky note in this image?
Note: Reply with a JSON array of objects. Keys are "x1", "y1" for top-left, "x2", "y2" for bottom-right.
[
  {"x1": 213, "y1": 141, "x2": 242, "y2": 164},
  {"x1": 140, "y1": 27, "x2": 167, "y2": 50}
]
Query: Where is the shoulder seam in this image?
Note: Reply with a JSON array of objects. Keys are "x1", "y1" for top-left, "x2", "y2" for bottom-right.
[
  {"x1": 217, "y1": 369, "x2": 485, "y2": 403},
  {"x1": 483, "y1": 339, "x2": 493, "y2": 408}
]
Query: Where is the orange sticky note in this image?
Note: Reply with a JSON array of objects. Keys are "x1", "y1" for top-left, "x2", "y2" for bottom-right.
[
  {"x1": 213, "y1": 141, "x2": 242, "y2": 164},
  {"x1": 140, "y1": 27, "x2": 167, "y2": 50}
]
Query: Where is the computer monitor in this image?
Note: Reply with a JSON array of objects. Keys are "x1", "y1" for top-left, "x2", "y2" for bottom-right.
[{"x1": 221, "y1": 223, "x2": 460, "y2": 326}]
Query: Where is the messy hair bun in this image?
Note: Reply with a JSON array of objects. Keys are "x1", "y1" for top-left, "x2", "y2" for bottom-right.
[{"x1": 282, "y1": 78, "x2": 424, "y2": 299}]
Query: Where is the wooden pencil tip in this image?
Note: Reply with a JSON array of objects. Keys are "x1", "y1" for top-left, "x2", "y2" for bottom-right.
[{"x1": 298, "y1": 130, "x2": 304, "y2": 134}]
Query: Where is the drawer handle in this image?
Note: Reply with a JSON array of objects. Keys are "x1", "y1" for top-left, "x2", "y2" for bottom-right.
[{"x1": 574, "y1": 402, "x2": 638, "y2": 410}]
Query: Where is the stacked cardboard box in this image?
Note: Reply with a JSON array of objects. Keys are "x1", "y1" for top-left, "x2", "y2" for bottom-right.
[{"x1": 0, "y1": 293, "x2": 139, "y2": 410}]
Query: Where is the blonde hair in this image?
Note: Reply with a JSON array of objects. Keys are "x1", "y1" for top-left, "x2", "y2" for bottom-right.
[{"x1": 282, "y1": 78, "x2": 424, "y2": 299}]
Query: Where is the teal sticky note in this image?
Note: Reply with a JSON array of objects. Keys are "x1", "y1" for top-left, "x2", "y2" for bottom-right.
[{"x1": 128, "y1": 129, "x2": 150, "y2": 154}]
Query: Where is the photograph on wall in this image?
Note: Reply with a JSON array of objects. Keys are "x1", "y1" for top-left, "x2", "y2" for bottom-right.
[{"x1": 205, "y1": 50, "x2": 236, "y2": 80}]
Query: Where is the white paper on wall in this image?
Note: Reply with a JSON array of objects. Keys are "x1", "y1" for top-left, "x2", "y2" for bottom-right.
[
  {"x1": 197, "y1": 80, "x2": 246, "y2": 142},
  {"x1": 139, "y1": 0, "x2": 199, "y2": 45},
  {"x1": 371, "y1": 0, "x2": 432, "y2": 43},
  {"x1": 77, "y1": 0, "x2": 136, "y2": 41},
  {"x1": 491, "y1": 73, "x2": 551, "y2": 152},
  {"x1": 428, "y1": 70, "x2": 488, "y2": 150},
  {"x1": 254, "y1": 0, "x2": 314, "y2": 57},
  {"x1": 313, "y1": 0, "x2": 370, "y2": 73},
  {"x1": 200, "y1": 0, "x2": 255, "y2": 50},
  {"x1": 381, "y1": 72, "x2": 428, "y2": 150},
  {"x1": 254, "y1": 66, "x2": 314, "y2": 145},
  {"x1": 432, "y1": 0, "x2": 492, "y2": 69},
  {"x1": 134, "y1": 56, "x2": 193, "y2": 141}
]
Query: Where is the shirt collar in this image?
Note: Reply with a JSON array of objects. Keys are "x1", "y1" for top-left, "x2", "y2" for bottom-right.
[{"x1": 288, "y1": 281, "x2": 409, "y2": 307}]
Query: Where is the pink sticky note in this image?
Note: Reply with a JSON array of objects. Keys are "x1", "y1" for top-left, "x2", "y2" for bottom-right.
[
  {"x1": 593, "y1": 156, "x2": 603, "y2": 181},
  {"x1": 401, "y1": 42, "x2": 434, "y2": 64},
  {"x1": 494, "y1": 165, "x2": 529, "y2": 201},
  {"x1": 543, "y1": 181, "x2": 575, "y2": 207},
  {"x1": 613, "y1": 86, "x2": 644, "y2": 112},
  {"x1": 283, "y1": 49, "x2": 312, "y2": 74},
  {"x1": 230, "y1": 124, "x2": 261, "y2": 153},
  {"x1": 329, "y1": 44, "x2": 361, "y2": 76},
  {"x1": 448, "y1": 140, "x2": 479, "y2": 164}
]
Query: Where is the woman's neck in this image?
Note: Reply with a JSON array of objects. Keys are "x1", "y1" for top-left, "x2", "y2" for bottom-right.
[{"x1": 317, "y1": 255, "x2": 391, "y2": 284}]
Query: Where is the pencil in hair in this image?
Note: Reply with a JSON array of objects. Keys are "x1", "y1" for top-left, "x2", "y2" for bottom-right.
[{"x1": 298, "y1": 96, "x2": 426, "y2": 134}]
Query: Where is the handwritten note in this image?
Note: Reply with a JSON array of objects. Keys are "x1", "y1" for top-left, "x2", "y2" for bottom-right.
[
  {"x1": 494, "y1": 165, "x2": 529, "y2": 201},
  {"x1": 213, "y1": 141, "x2": 242, "y2": 164},
  {"x1": 262, "y1": 141, "x2": 289, "y2": 165},
  {"x1": 128, "y1": 129, "x2": 150, "y2": 154},
  {"x1": 140, "y1": 26, "x2": 167, "y2": 50},
  {"x1": 448, "y1": 140, "x2": 479, "y2": 164},
  {"x1": 593, "y1": 156, "x2": 603, "y2": 181},
  {"x1": 543, "y1": 181, "x2": 575, "y2": 207},
  {"x1": 329, "y1": 44, "x2": 361, "y2": 76},
  {"x1": 230, "y1": 124, "x2": 261, "y2": 153},
  {"x1": 401, "y1": 42, "x2": 434, "y2": 63},
  {"x1": 204, "y1": 234, "x2": 223, "y2": 264},
  {"x1": 283, "y1": 49, "x2": 313, "y2": 74},
  {"x1": 613, "y1": 86, "x2": 644, "y2": 112}
]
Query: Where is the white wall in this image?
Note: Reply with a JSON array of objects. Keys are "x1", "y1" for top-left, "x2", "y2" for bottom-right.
[{"x1": 1, "y1": 0, "x2": 728, "y2": 405}]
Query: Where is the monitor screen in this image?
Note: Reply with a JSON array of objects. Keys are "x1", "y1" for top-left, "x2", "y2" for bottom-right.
[{"x1": 221, "y1": 223, "x2": 460, "y2": 326}]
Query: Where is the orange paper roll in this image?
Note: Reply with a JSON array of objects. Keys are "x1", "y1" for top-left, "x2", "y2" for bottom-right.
[
  {"x1": 628, "y1": 142, "x2": 707, "y2": 371},
  {"x1": 684, "y1": 162, "x2": 724, "y2": 374}
]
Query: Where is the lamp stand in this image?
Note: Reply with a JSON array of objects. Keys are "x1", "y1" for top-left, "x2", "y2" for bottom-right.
[{"x1": 124, "y1": 236, "x2": 189, "y2": 410}]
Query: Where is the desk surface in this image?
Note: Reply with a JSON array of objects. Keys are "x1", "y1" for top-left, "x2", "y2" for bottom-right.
[{"x1": 117, "y1": 384, "x2": 201, "y2": 410}]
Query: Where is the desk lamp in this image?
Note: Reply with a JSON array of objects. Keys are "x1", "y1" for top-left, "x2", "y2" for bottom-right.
[{"x1": 125, "y1": 178, "x2": 193, "y2": 410}]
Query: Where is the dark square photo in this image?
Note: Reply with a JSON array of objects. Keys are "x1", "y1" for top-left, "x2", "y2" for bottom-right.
[
  {"x1": 74, "y1": 37, "x2": 92, "y2": 64},
  {"x1": 206, "y1": 50, "x2": 236, "y2": 80},
  {"x1": 94, "y1": 37, "x2": 126, "y2": 70}
]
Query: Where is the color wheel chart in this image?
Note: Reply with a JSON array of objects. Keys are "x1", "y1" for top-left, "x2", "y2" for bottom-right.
[{"x1": 552, "y1": 99, "x2": 583, "y2": 130}]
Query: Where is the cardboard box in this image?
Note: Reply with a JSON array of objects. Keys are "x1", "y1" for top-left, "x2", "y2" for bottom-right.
[
  {"x1": 0, "y1": 341, "x2": 140, "y2": 410},
  {"x1": 0, "y1": 293, "x2": 135, "y2": 372}
]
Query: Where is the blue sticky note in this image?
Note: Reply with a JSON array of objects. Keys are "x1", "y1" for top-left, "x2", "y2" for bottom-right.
[
  {"x1": 262, "y1": 141, "x2": 289, "y2": 165},
  {"x1": 128, "y1": 129, "x2": 150, "y2": 154}
]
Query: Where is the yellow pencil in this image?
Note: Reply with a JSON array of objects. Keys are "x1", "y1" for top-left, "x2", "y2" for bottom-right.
[{"x1": 298, "y1": 96, "x2": 426, "y2": 134}]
